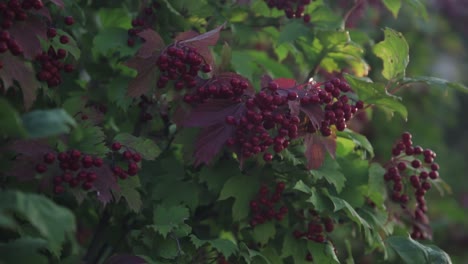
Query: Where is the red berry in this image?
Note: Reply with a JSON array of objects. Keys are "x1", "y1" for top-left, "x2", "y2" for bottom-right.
[
  {"x1": 263, "y1": 152, "x2": 273, "y2": 162},
  {"x1": 35, "y1": 164, "x2": 47, "y2": 173},
  {"x1": 303, "y1": 14, "x2": 311, "y2": 23},
  {"x1": 355, "y1": 100, "x2": 364, "y2": 109},
  {"x1": 123, "y1": 150, "x2": 133, "y2": 160},
  {"x1": 431, "y1": 163, "x2": 439, "y2": 171},
  {"x1": 401, "y1": 132, "x2": 412, "y2": 142},
  {"x1": 70, "y1": 149, "x2": 81, "y2": 160},
  {"x1": 397, "y1": 162, "x2": 407, "y2": 171},
  {"x1": 111, "y1": 142, "x2": 122, "y2": 151},
  {"x1": 411, "y1": 159, "x2": 422, "y2": 168},
  {"x1": 54, "y1": 185, "x2": 65, "y2": 194},
  {"x1": 47, "y1": 28, "x2": 57, "y2": 38},
  {"x1": 64, "y1": 64, "x2": 74, "y2": 73},
  {"x1": 132, "y1": 153, "x2": 142, "y2": 162},
  {"x1": 64, "y1": 16, "x2": 74, "y2": 25},
  {"x1": 287, "y1": 91, "x2": 298, "y2": 101},
  {"x1": 429, "y1": 171, "x2": 439, "y2": 179},
  {"x1": 59, "y1": 35, "x2": 69, "y2": 44},
  {"x1": 93, "y1": 157, "x2": 103, "y2": 167},
  {"x1": 43, "y1": 152, "x2": 56, "y2": 164},
  {"x1": 82, "y1": 181, "x2": 93, "y2": 190}
]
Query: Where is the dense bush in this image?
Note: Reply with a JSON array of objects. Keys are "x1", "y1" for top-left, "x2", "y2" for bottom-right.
[{"x1": 0, "y1": 0, "x2": 467, "y2": 263}]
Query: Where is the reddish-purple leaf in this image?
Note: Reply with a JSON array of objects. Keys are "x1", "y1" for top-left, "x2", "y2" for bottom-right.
[
  {"x1": 193, "y1": 123, "x2": 235, "y2": 166},
  {"x1": 274, "y1": 78, "x2": 296, "y2": 89},
  {"x1": 300, "y1": 104, "x2": 324, "y2": 129},
  {"x1": 304, "y1": 134, "x2": 336, "y2": 169},
  {"x1": 182, "y1": 100, "x2": 246, "y2": 128},
  {"x1": 260, "y1": 74, "x2": 273, "y2": 88},
  {"x1": 179, "y1": 23, "x2": 225, "y2": 47},
  {"x1": 136, "y1": 29, "x2": 165, "y2": 58},
  {"x1": 174, "y1": 31, "x2": 199, "y2": 43},
  {"x1": 48, "y1": 0, "x2": 65, "y2": 8},
  {"x1": 104, "y1": 254, "x2": 147, "y2": 264},
  {"x1": 124, "y1": 56, "x2": 158, "y2": 97},
  {"x1": 90, "y1": 165, "x2": 120, "y2": 206},
  {"x1": 6, "y1": 140, "x2": 54, "y2": 181},
  {"x1": 9, "y1": 16, "x2": 47, "y2": 60},
  {"x1": 30, "y1": 8, "x2": 52, "y2": 21},
  {"x1": 0, "y1": 53, "x2": 40, "y2": 110}
]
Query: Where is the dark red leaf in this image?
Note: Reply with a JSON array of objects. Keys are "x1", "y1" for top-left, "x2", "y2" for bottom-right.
[
  {"x1": 193, "y1": 123, "x2": 235, "y2": 166},
  {"x1": 260, "y1": 74, "x2": 273, "y2": 88},
  {"x1": 6, "y1": 140, "x2": 54, "y2": 181},
  {"x1": 304, "y1": 134, "x2": 336, "y2": 169},
  {"x1": 179, "y1": 23, "x2": 225, "y2": 47},
  {"x1": 48, "y1": 0, "x2": 65, "y2": 8},
  {"x1": 174, "y1": 31, "x2": 199, "y2": 42},
  {"x1": 182, "y1": 100, "x2": 246, "y2": 128},
  {"x1": 104, "y1": 254, "x2": 147, "y2": 264},
  {"x1": 300, "y1": 104, "x2": 324, "y2": 129},
  {"x1": 273, "y1": 78, "x2": 296, "y2": 89},
  {"x1": 124, "y1": 56, "x2": 158, "y2": 97},
  {"x1": 136, "y1": 29, "x2": 165, "y2": 58},
  {"x1": 9, "y1": 16, "x2": 48, "y2": 60},
  {"x1": 0, "y1": 53, "x2": 40, "y2": 110},
  {"x1": 89, "y1": 165, "x2": 120, "y2": 206}
]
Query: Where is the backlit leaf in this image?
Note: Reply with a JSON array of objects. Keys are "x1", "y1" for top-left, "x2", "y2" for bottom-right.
[
  {"x1": 22, "y1": 109, "x2": 77, "y2": 138},
  {"x1": 153, "y1": 205, "x2": 189, "y2": 238},
  {"x1": 373, "y1": 28, "x2": 409, "y2": 80},
  {"x1": 219, "y1": 174, "x2": 261, "y2": 221},
  {"x1": 114, "y1": 133, "x2": 161, "y2": 160}
]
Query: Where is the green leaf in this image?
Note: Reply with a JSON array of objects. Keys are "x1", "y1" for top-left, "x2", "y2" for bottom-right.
[
  {"x1": 367, "y1": 163, "x2": 386, "y2": 206},
  {"x1": 0, "y1": 98, "x2": 26, "y2": 137},
  {"x1": 294, "y1": 180, "x2": 312, "y2": 194},
  {"x1": 53, "y1": 29, "x2": 80, "y2": 59},
  {"x1": 386, "y1": 236, "x2": 452, "y2": 264},
  {"x1": 366, "y1": 96, "x2": 408, "y2": 121},
  {"x1": 240, "y1": 242, "x2": 272, "y2": 264},
  {"x1": 337, "y1": 129, "x2": 374, "y2": 158},
  {"x1": 118, "y1": 176, "x2": 142, "y2": 212},
  {"x1": 281, "y1": 233, "x2": 307, "y2": 263},
  {"x1": 114, "y1": 133, "x2": 161, "y2": 160},
  {"x1": 152, "y1": 205, "x2": 189, "y2": 238},
  {"x1": 306, "y1": 188, "x2": 333, "y2": 212},
  {"x1": 93, "y1": 28, "x2": 136, "y2": 57},
  {"x1": 218, "y1": 174, "x2": 260, "y2": 221},
  {"x1": 278, "y1": 20, "x2": 309, "y2": 45},
  {"x1": 0, "y1": 191, "x2": 76, "y2": 257},
  {"x1": 382, "y1": 0, "x2": 402, "y2": 18},
  {"x1": 373, "y1": 28, "x2": 409, "y2": 80},
  {"x1": 190, "y1": 235, "x2": 238, "y2": 258},
  {"x1": 306, "y1": 242, "x2": 340, "y2": 264},
  {"x1": 199, "y1": 159, "x2": 239, "y2": 194},
  {"x1": 402, "y1": 76, "x2": 468, "y2": 93},
  {"x1": 403, "y1": 0, "x2": 428, "y2": 19},
  {"x1": 0, "y1": 237, "x2": 48, "y2": 264},
  {"x1": 252, "y1": 221, "x2": 276, "y2": 245},
  {"x1": 311, "y1": 156, "x2": 346, "y2": 193},
  {"x1": 327, "y1": 194, "x2": 370, "y2": 229},
  {"x1": 107, "y1": 77, "x2": 133, "y2": 111},
  {"x1": 152, "y1": 179, "x2": 200, "y2": 212},
  {"x1": 97, "y1": 8, "x2": 131, "y2": 29},
  {"x1": 22, "y1": 109, "x2": 76, "y2": 138},
  {"x1": 69, "y1": 125, "x2": 109, "y2": 156}
]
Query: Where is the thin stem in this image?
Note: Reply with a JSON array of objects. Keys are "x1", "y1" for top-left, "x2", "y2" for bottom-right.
[
  {"x1": 343, "y1": 0, "x2": 365, "y2": 27},
  {"x1": 83, "y1": 205, "x2": 113, "y2": 264}
]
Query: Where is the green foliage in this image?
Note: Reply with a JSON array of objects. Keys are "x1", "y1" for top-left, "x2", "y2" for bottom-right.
[{"x1": 0, "y1": 0, "x2": 465, "y2": 263}]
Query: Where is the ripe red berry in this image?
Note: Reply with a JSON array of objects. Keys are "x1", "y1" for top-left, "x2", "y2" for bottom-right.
[
  {"x1": 64, "y1": 64, "x2": 74, "y2": 73},
  {"x1": 43, "y1": 152, "x2": 56, "y2": 164},
  {"x1": 132, "y1": 153, "x2": 142, "y2": 162},
  {"x1": 54, "y1": 185, "x2": 65, "y2": 194},
  {"x1": 401, "y1": 132, "x2": 412, "y2": 142},
  {"x1": 411, "y1": 159, "x2": 422, "y2": 168},
  {"x1": 355, "y1": 100, "x2": 364, "y2": 109},
  {"x1": 397, "y1": 162, "x2": 407, "y2": 171},
  {"x1": 287, "y1": 91, "x2": 298, "y2": 101},
  {"x1": 64, "y1": 16, "x2": 74, "y2": 25},
  {"x1": 93, "y1": 157, "x2": 103, "y2": 167},
  {"x1": 263, "y1": 152, "x2": 273, "y2": 162},
  {"x1": 35, "y1": 164, "x2": 47, "y2": 173},
  {"x1": 111, "y1": 142, "x2": 122, "y2": 151},
  {"x1": 303, "y1": 14, "x2": 311, "y2": 23},
  {"x1": 429, "y1": 171, "x2": 439, "y2": 179},
  {"x1": 70, "y1": 149, "x2": 81, "y2": 159},
  {"x1": 123, "y1": 150, "x2": 133, "y2": 160},
  {"x1": 59, "y1": 35, "x2": 69, "y2": 44},
  {"x1": 47, "y1": 27, "x2": 57, "y2": 38}
]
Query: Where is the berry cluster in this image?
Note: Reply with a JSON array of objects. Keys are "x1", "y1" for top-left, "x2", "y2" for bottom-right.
[
  {"x1": 183, "y1": 75, "x2": 249, "y2": 104},
  {"x1": 138, "y1": 95, "x2": 154, "y2": 122},
  {"x1": 384, "y1": 132, "x2": 440, "y2": 240},
  {"x1": 127, "y1": 1, "x2": 161, "y2": 47},
  {"x1": 301, "y1": 78, "x2": 363, "y2": 136},
  {"x1": 0, "y1": 29, "x2": 22, "y2": 57},
  {"x1": 35, "y1": 46, "x2": 74, "y2": 87},
  {"x1": 225, "y1": 85, "x2": 300, "y2": 161},
  {"x1": 156, "y1": 44, "x2": 212, "y2": 89},
  {"x1": 292, "y1": 210, "x2": 334, "y2": 243},
  {"x1": 35, "y1": 149, "x2": 104, "y2": 194},
  {"x1": 110, "y1": 142, "x2": 142, "y2": 180},
  {"x1": 0, "y1": 0, "x2": 44, "y2": 30},
  {"x1": 249, "y1": 182, "x2": 288, "y2": 227},
  {"x1": 263, "y1": 0, "x2": 313, "y2": 23}
]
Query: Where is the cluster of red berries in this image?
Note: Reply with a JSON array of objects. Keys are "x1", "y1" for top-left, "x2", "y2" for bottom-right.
[
  {"x1": 0, "y1": 29, "x2": 22, "y2": 57},
  {"x1": 35, "y1": 17, "x2": 75, "y2": 87},
  {"x1": 156, "y1": 44, "x2": 212, "y2": 89},
  {"x1": 138, "y1": 95, "x2": 154, "y2": 122},
  {"x1": 110, "y1": 142, "x2": 142, "y2": 180},
  {"x1": 183, "y1": 75, "x2": 250, "y2": 104},
  {"x1": 0, "y1": 0, "x2": 44, "y2": 30},
  {"x1": 35, "y1": 46, "x2": 74, "y2": 87},
  {"x1": 292, "y1": 210, "x2": 334, "y2": 243},
  {"x1": 302, "y1": 79, "x2": 363, "y2": 136},
  {"x1": 35, "y1": 149, "x2": 104, "y2": 194},
  {"x1": 127, "y1": 1, "x2": 160, "y2": 47},
  {"x1": 225, "y1": 83, "x2": 300, "y2": 161},
  {"x1": 264, "y1": 0, "x2": 313, "y2": 23},
  {"x1": 384, "y1": 132, "x2": 440, "y2": 240},
  {"x1": 249, "y1": 182, "x2": 288, "y2": 227}
]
